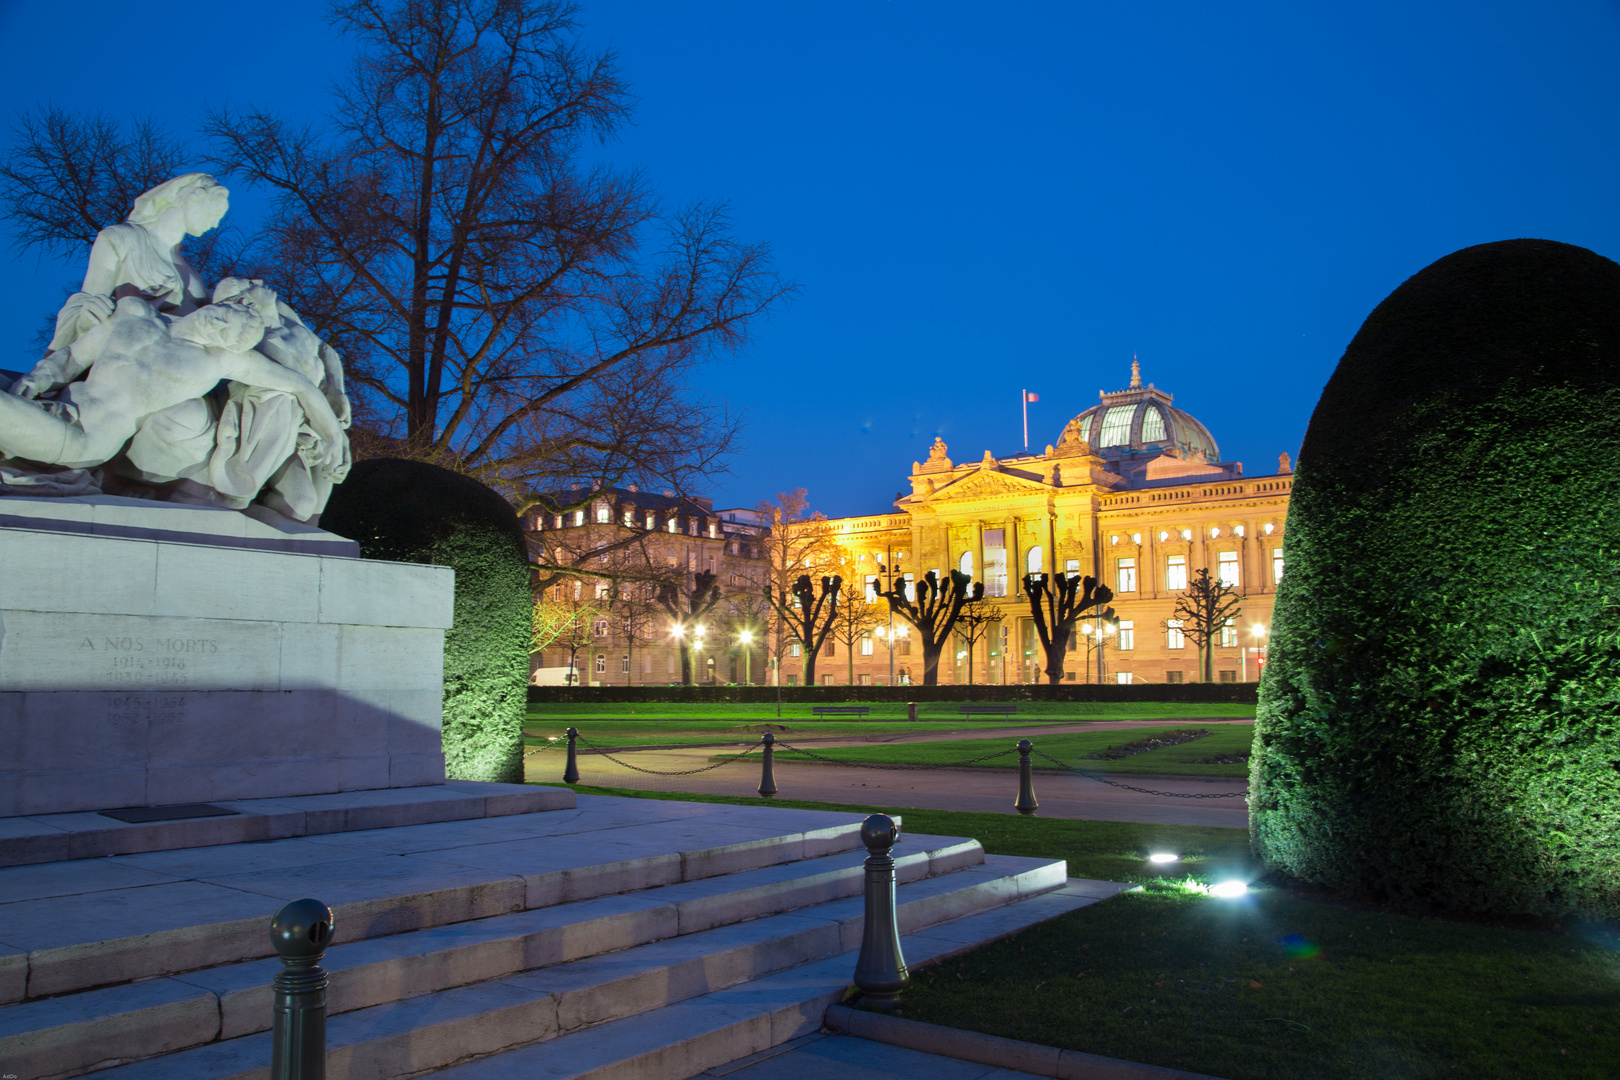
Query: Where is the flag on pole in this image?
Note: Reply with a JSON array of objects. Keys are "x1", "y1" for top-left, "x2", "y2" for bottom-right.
[{"x1": 1025, "y1": 391, "x2": 1039, "y2": 403}]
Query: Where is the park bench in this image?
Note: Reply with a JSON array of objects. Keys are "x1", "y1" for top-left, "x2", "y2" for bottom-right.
[
  {"x1": 811, "y1": 705, "x2": 871, "y2": 719},
  {"x1": 958, "y1": 704, "x2": 1018, "y2": 717}
]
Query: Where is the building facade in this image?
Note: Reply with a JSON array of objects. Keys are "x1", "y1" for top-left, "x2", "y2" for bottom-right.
[
  {"x1": 527, "y1": 488, "x2": 769, "y2": 685},
  {"x1": 778, "y1": 363, "x2": 1293, "y2": 686}
]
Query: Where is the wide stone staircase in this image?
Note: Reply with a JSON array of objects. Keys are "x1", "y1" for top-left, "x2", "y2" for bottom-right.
[{"x1": 0, "y1": 787, "x2": 1126, "y2": 1080}]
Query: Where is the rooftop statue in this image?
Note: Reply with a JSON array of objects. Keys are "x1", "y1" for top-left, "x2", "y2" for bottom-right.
[{"x1": 0, "y1": 174, "x2": 352, "y2": 523}]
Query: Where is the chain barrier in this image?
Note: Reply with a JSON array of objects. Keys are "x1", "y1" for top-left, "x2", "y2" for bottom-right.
[
  {"x1": 774, "y1": 741, "x2": 1018, "y2": 771},
  {"x1": 571, "y1": 732, "x2": 762, "y2": 776},
  {"x1": 1031, "y1": 747, "x2": 1247, "y2": 799}
]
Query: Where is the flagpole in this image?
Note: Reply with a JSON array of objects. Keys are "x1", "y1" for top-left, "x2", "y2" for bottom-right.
[{"x1": 1022, "y1": 389, "x2": 1028, "y2": 450}]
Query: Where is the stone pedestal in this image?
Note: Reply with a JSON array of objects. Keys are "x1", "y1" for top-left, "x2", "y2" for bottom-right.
[{"x1": 0, "y1": 496, "x2": 455, "y2": 816}]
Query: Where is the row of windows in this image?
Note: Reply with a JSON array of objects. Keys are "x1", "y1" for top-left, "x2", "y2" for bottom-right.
[{"x1": 1115, "y1": 550, "x2": 1284, "y2": 593}]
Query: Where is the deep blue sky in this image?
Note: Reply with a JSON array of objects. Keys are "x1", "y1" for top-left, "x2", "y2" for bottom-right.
[{"x1": 3, "y1": 1, "x2": 1618, "y2": 516}]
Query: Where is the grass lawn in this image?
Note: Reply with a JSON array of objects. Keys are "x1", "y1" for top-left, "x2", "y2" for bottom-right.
[
  {"x1": 540, "y1": 783, "x2": 1620, "y2": 1080},
  {"x1": 526, "y1": 701, "x2": 1255, "y2": 723},
  {"x1": 706, "y1": 724, "x2": 1256, "y2": 777}
]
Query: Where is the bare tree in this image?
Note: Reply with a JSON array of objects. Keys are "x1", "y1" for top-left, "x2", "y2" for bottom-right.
[
  {"x1": 952, "y1": 597, "x2": 1002, "y2": 685},
  {"x1": 656, "y1": 569, "x2": 722, "y2": 685},
  {"x1": 533, "y1": 587, "x2": 596, "y2": 684},
  {"x1": 765, "y1": 574, "x2": 841, "y2": 686},
  {"x1": 3, "y1": 4, "x2": 794, "y2": 508},
  {"x1": 1022, "y1": 572, "x2": 1115, "y2": 686},
  {"x1": 611, "y1": 581, "x2": 658, "y2": 686},
  {"x1": 1173, "y1": 567, "x2": 1242, "y2": 683},
  {"x1": 874, "y1": 570, "x2": 983, "y2": 686},
  {"x1": 718, "y1": 590, "x2": 771, "y2": 685},
  {"x1": 755, "y1": 489, "x2": 835, "y2": 681},
  {"x1": 826, "y1": 577, "x2": 883, "y2": 685}
]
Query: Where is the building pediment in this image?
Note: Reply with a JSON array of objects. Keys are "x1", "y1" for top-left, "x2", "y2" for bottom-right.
[{"x1": 923, "y1": 469, "x2": 1051, "y2": 503}]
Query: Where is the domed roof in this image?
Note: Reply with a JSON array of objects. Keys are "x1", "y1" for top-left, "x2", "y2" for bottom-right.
[{"x1": 1062, "y1": 361, "x2": 1220, "y2": 463}]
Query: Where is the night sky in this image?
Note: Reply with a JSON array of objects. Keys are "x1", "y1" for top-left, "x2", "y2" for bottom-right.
[{"x1": 2, "y1": 1, "x2": 1617, "y2": 516}]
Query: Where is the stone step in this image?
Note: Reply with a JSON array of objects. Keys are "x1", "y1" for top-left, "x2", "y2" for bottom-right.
[
  {"x1": 0, "y1": 781, "x2": 575, "y2": 870},
  {"x1": 73, "y1": 854, "x2": 1078, "y2": 1080},
  {"x1": 0, "y1": 795, "x2": 869, "y2": 1004},
  {"x1": 3, "y1": 831, "x2": 980, "y2": 1078}
]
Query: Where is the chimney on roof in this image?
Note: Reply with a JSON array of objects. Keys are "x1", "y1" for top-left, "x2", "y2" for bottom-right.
[
  {"x1": 627, "y1": 484, "x2": 638, "y2": 493},
  {"x1": 661, "y1": 489, "x2": 675, "y2": 497}
]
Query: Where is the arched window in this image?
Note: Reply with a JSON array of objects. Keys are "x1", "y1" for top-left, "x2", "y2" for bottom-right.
[
  {"x1": 1026, "y1": 545, "x2": 1043, "y2": 575},
  {"x1": 959, "y1": 551, "x2": 973, "y2": 577}
]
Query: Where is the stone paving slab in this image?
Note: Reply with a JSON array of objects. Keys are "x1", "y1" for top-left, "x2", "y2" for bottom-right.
[
  {"x1": 0, "y1": 780, "x2": 574, "y2": 869},
  {"x1": 690, "y1": 1031, "x2": 1048, "y2": 1080}
]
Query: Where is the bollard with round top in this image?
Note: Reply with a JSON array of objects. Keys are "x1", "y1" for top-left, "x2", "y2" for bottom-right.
[
  {"x1": 1015, "y1": 739, "x2": 1038, "y2": 815},
  {"x1": 270, "y1": 898, "x2": 335, "y2": 1080},
  {"x1": 853, "y1": 813, "x2": 909, "y2": 1005},
  {"x1": 758, "y1": 731, "x2": 778, "y2": 797},
  {"x1": 563, "y1": 727, "x2": 580, "y2": 784}
]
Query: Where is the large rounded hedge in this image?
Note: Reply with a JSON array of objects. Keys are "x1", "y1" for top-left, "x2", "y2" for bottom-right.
[
  {"x1": 323, "y1": 459, "x2": 529, "y2": 784},
  {"x1": 1251, "y1": 239, "x2": 1620, "y2": 919}
]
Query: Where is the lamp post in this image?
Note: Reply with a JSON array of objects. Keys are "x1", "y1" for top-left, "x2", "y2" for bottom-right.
[
  {"x1": 878, "y1": 623, "x2": 909, "y2": 686},
  {"x1": 739, "y1": 629, "x2": 753, "y2": 686},
  {"x1": 693, "y1": 624, "x2": 706, "y2": 684},
  {"x1": 1243, "y1": 623, "x2": 1268, "y2": 682},
  {"x1": 1080, "y1": 618, "x2": 1116, "y2": 684},
  {"x1": 879, "y1": 545, "x2": 905, "y2": 684}
]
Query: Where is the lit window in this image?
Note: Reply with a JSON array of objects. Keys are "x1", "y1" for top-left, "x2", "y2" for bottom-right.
[
  {"x1": 1140, "y1": 406, "x2": 1166, "y2": 443},
  {"x1": 594, "y1": 654, "x2": 606, "y2": 673},
  {"x1": 1220, "y1": 618, "x2": 1237, "y2": 647},
  {"x1": 667, "y1": 517, "x2": 678, "y2": 533},
  {"x1": 1116, "y1": 672, "x2": 1134, "y2": 685},
  {"x1": 1026, "y1": 545, "x2": 1042, "y2": 575},
  {"x1": 1218, "y1": 551, "x2": 1240, "y2": 587},
  {"x1": 789, "y1": 642, "x2": 802, "y2": 657},
  {"x1": 594, "y1": 619, "x2": 608, "y2": 636},
  {"x1": 709, "y1": 523, "x2": 718, "y2": 538},
  {"x1": 645, "y1": 513, "x2": 654, "y2": 529},
  {"x1": 958, "y1": 551, "x2": 973, "y2": 578},
  {"x1": 573, "y1": 510, "x2": 585, "y2": 526},
  {"x1": 595, "y1": 504, "x2": 610, "y2": 523},
  {"x1": 1065, "y1": 558, "x2": 1080, "y2": 576},
  {"x1": 623, "y1": 510, "x2": 634, "y2": 526},
  {"x1": 1117, "y1": 557, "x2": 1137, "y2": 593},
  {"x1": 1273, "y1": 548, "x2": 1285, "y2": 583},
  {"x1": 983, "y1": 529, "x2": 1007, "y2": 597},
  {"x1": 826, "y1": 640, "x2": 835, "y2": 657},
  {"x1": 1117, "y1": 620, "x2": 1135, "y2": 650},
  {"x1": 1167, "y1": 619, "x2": 1185, "y2": 649},
  {"x1": 572, "y1": 581, "x2": 582, "y2": 600},
  {"x1": 858, "y1": 673, "x2": 872, "y2": 686},
  {"x1": 621, "y1": 655, "x2": 630, "y2": 673},
  {"x1": 1166, "y1": 554, "x2": 1187, "y2": 591},
  {"x1": 861, "y1": 636, "x2": 874, "y2": 656},
  {"x1": 903, "y1": 573, "x2": 915, "y2": 600},
  {"x1": 1098, "y1": 405, "x2": 1135, "y2": 447},
  {"x1": 822, "y1": 674, "x2": 834, "y2": 686},
  {"x1": 594, "y1": 581, "x2": 609, "y2": 599},
  {"x1": 865, "y1": 574, "x2": 878, "y2": 602}
]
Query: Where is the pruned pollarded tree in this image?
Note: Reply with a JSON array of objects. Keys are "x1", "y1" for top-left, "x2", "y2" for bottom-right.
[
  {"x1": 764, "y1": 574, "x2": 841, "y2": 686},
  {"x1": 874, "y1": 569, "x2": 983, "y2": 686},
  {"x1": 655, "y1": 569, "x2": 722, "y2": 685},
  {"x1": 1022, "y1": 572, "x2": 1115, "y2": 685},
  {"x1": 1174, "y1": 567, "x2": 1241, "y2": 683},
  {"x1": 952, "y1": 597, "x2": 1001, "y2": 685}
]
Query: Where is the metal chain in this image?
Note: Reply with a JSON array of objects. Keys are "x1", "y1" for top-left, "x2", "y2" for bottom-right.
[
  {"x1": 774, "y1": 741, "x2": 1018, "y2": 771},
  {"x1": 1032, "y1": 747, "x2": 1247, "y2": 798},
  {"x1": 573, "y1": 733, "x2": 761, "y2": 776}
]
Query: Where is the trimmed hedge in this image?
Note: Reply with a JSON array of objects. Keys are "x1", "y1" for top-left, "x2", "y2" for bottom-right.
[
  {"x1": 1251, "y1": 239, "x2": 1620, "y2": 919},
  {"x1": 324, "y1": 459, "x2": 530, "y2": 784},
  {"x1": 530, "y1": 683, "x2": 1258, "y2": 705}
]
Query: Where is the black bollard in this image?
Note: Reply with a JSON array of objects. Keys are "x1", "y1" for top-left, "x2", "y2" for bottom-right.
[
  {"x1": 563, "y1": 727, "x2": 580, "y2": 784},
  {"x1": 270, "y1": 897, "x2": 335, "y2": 1080},
  {"x1": 1015, "y1": 738, "x2": 1039, "y2": 815},
  {"x1": 758, "y1": 732, "x2": 778, "y2": 798},
  {"x1": 853, "y1": 813, "x2": 909, "y2": 1005}
]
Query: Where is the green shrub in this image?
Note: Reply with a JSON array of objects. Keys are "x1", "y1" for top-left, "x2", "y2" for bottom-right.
[
  {"x1": 323, "y1": 459, "x2": 529, "y2": 783},
  {"x1": 1251, "y1": 239, "x2": 1620, "y2": 919},
  {"x1": 528, "y1": 683, "x2": 1257, "y2": 705}
]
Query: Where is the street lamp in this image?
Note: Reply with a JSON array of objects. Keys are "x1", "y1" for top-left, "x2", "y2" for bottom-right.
[
  {"x1": 1080, "y1": 619, "x2": 1117, "y2": 684},
  {"x1": 739, "y1": 629, "x2": 753, "y2": 686},
  {"x1": 1243, "y1": 623, "x2": 1269, "y2": 683},
  {"x1": 878, "y1": 623, "x2": 909, "y2": 685}
]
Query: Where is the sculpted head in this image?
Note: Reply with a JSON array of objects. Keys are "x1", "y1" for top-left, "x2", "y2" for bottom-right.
[
  {"x1": 129, "y1": 174, "x2": 230, "y2": 237},
  {"x1": 213, "y1": 277, "x2": 283, "y2": 327}
]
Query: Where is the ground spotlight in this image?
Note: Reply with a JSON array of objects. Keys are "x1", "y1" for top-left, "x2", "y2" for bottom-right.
[
  {"x1": 1210, "y1": 880, "x2": 1249, "y2": 899},
  {"x1": 1148, "y1": 853, "x2": 1179, "y2": 864}
]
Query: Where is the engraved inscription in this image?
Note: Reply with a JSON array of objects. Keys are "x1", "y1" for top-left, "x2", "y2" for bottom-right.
[
  {"x1": 77, "y1": 634, "x2": 221, "y2": 685},
  {"x1": 107, "y1": 694, "x2": 187, "y2": 726}
]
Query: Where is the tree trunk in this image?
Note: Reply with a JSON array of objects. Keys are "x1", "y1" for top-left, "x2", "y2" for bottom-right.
[
  {"x1": 679, "y1": 642, "x2": 692, "y2": 685},
  {"x1": 920, "y1": 640, "x2": 944, "y2": 685}
]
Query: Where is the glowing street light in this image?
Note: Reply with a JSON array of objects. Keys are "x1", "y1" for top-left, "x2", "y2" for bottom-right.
[
  {"x1": 1148, "y1": 853, "x2": 1179, "y2": 864},
  {"x1": 1210, "y1": 881, "x2": 1249, "y2": 899},
  {"x1": 739, "y1": 629, "x2": 754, "y2": 685}
]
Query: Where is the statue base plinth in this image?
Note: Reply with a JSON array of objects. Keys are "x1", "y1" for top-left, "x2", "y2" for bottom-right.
[{"x1": 0, "y1": 501, "x2": 454, "y2": 817}]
